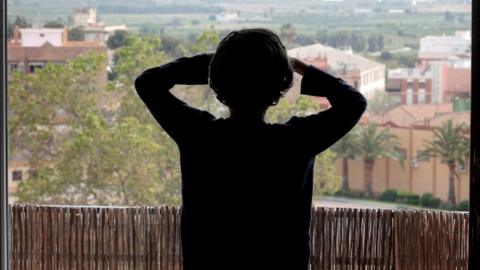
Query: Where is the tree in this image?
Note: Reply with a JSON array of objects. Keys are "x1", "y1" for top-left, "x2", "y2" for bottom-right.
[
  {"x1": 366, "y1": 91, "x2": 400, "y2": 115},
  {"x1": 380, "y1": 51, "x2": 392, "y2": 60},
  {"x1": 279, "y1": 23, "x2": 297, "y2": 47},
  {"x1": 444, "y1": 11, "x2": 454, "y2": 21},
  {"x1": 7, "y1": 16, "x2": 31, "y2": 38},
  {"x1": 350, "y1": 33, "x2": 366, "y2": 52},
  {"x1": 368, "y1": 34, "x2": 384, "y2": 52},
  {"x1": 11, "y1": 47, "x2": 183, "y2": 205},
  {"x1": 191, "y1": 27, "x2": 220, "y2": 53},
  {"x1": 357, "y1": 123, "x2": 404, "y2": 197},
  {"x1": 43, "y1": 21, "x2": 64, "y2": 28},
  {"x1": 314, "y1": 150, "x2": 341, "y2": 196},
  {"x1": 331, "y1": 128, "x2": 360, "y2": 192},
  {"x1": 420, "y1": 120, "x2": 469, "y2": 206},
  {"x1": 107, "y1": 30, "x2": 129, "y2": 50},
  {"x1": 68, "y1": 27, "x2": 85, "y2": 41}
]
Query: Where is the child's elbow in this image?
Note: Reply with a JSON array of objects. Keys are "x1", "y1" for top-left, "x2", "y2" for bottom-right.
[{"x1": 353, "y1": 93, "x2": 368, "y2": 116}]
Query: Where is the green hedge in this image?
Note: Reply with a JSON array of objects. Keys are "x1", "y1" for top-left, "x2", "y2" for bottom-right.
[
  {"x1": 380, "y1": 189, "x2": 397, "y2": 202},
  {"x1": 457, "y1": 200, "x2": 469, "y2": 211},
  {"x1": 335, "y1": 190, "x2": 366, "y2": 199},
  {"x1": 396, "y1": 191, "x2": 420, "y2": 205},
  {"x1": 420, "y1": 193, "x2": 441, "y2": 208}
]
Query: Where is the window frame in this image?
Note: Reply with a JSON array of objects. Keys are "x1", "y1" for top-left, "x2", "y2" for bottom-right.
[
  {"x1": 1, "y1": 1, "x2": 9, "y2": 270},
  {"x1": 469, "y1": 0, "x2": 480, "y2": 268},
  {"x1": 0, "y1": 1, "x2": 479, "y2": 269}
]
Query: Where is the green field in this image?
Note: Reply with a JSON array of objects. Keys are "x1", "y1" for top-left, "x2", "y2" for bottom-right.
[{"x1": 7, "y1": 0, "x2": 472, "y2": 51}]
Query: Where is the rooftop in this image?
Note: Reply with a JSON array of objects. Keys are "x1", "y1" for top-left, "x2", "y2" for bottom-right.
[
  {"x1": 8, "y1": 41, "x2": 106, "y2": 62},
  {"x1": 388, "y1": 67, "x2": 432, "y2": 79},
  {"x1": 368, "y1": 103, "x2": 454, "y2": 127},
  {"x1": 288, "y1": 43, "x2": 384, "y2": 72}
]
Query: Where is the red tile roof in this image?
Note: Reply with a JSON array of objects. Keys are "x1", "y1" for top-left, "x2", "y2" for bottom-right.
[{"x1": 8, "y1": 41, "x2": 106, "y2": 62}]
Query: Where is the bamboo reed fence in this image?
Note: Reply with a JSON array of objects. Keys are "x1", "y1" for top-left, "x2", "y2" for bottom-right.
[{"x1": 8, "y1": 204, "x2": 468, "y2": 270}]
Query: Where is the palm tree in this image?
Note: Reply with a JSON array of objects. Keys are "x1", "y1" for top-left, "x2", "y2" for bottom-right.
[
  {"x1": 357, "y1": 123, "x2": 404, "y2": 197},
  {"x1": 331, "y1": 128, "x2": 360, "y2": 192},
  {"x1": 420, "y1": 120, "x2": 469, "y2": 206}
]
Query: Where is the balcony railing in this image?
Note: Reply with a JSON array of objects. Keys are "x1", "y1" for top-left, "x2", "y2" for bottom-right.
[{"x1": 7, "y1": 204, "x2": 469, "y2": 269}]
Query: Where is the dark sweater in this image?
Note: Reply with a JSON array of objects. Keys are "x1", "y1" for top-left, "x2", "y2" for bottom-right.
[{"x1": 135, "y1": 54, "x2": 367, "y2": 270}]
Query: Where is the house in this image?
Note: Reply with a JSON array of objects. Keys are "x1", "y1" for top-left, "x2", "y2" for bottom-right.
[
  {"x1": 7, "y1": 27, "x2": 107, "y2": 86},
  {"x1": 288, "y1": 43, "x2": 386, "y2": 98}
]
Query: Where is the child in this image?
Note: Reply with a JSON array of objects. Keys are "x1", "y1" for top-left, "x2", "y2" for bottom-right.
[{"x1": 135, "y1": 28, "x2": 367, "y2": 269}]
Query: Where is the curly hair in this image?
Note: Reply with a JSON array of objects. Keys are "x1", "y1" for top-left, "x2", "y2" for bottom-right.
[{"x1": 209, "y1": 28, "x2": 294, "y2": 109}]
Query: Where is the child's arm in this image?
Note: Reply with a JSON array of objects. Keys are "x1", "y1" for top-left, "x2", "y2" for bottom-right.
[
  {"x1": 287, "y1": 58, "x2": 367, "y2": 157},
  {"x1": 135, "y1": 54, "x2": 215, "y2": 144}
]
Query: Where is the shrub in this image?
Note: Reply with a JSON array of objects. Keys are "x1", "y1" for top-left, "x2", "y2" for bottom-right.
[
  {"x1": 405, "y1": 194, "x2": 420, "y2": 205},
  {"x1": 396, "y1": 191, "x2": 419, "y2": 205},
  {"x1": 380, "y1": 189, "x2": 397, "y2": 202},
  {"x1": 334, "y1": 189, "x2": 366, "y2": 199},
  {"x1": 457, "y1": 200, "x2": 469, "y2": 211},
  {"x1": 439, "y1": 202, "x2": 455, "y2": 211},
  {"x1": 420, "y1": 193, "x2": 441, "y2": 208}
]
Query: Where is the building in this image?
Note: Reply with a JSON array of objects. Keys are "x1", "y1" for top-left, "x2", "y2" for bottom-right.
[
  {"x1": 387, "y1": 67, "x2": 432, "y2": 105},
  {"x1": 368, "y1": 103, "x2": 453, "y2": 127},
  {"x1": 72, "y1": 8, "x2": 98, "y2": 27},
  {"x1": 418, "y1": 31, "x2": 471, "y2": 66},
  {"x1": 288, "y1": 43, "x2": 386, "y2": 98},
  {"x1": 420, "y1": 31, "x2": 470, "y2": 54},
  {"x1": 8, "y1": 27, "x2": 107, "y2": 84},
  {"x1": 216, "y1": 11, "x2": 240, "y2": 23},
  {"x1": 84, "y1": 25, "x2": 128, "y2": 44},
  {"x1": 430, "y1": 59, "x2": 471, "y2": 104},
  {"x1": 72, "y1": 8, "x2": 127, "y2": 45}
]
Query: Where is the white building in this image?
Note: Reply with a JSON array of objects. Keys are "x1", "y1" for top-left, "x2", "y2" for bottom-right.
[
  {"x1": 18, "y1": 28, "x2": 67, "y2": 47},
  {"x1": 288, "y1": 44, "x2": 386, "y2": 98},
  {"x1": 419, "y1": 31, "x2": 471, "y2": 55},
  {"x1": 216, "y1": 11, "x2": 240, "y2": 23}
]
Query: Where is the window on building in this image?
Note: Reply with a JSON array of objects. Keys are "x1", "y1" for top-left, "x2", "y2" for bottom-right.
[
  {"x1": 406, "y1": 88, "x2": 413, "y2": 105},
  {"x1": 12, "y1": 170, "x2": 22, "y2": 181},
  {"x1": 18, "y1": 62, "x2": 24, "y2": 72},
  {"x1": 418, "y1": 89, "x2": 426, "y2": 104},
  {"x1": 9, "y1": 63, "x2": 17, "y2": 71},
  {"x1": 29, "y1": 63, "x2": 44, "y2": 73}
]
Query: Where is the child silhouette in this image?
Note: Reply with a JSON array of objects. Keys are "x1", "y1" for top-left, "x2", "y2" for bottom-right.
[{"x1": 135, "y1": 28, "x2": 367, "y2": 270}]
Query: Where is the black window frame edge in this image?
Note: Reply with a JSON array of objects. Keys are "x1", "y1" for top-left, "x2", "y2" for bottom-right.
[
  {"x1": 0, "y1": 2, "x2": 478, "y2": 270},
  {"x1": 470, "y1": 0, "x2": 480, "y2": 268},
  {"x1": 1, "y1": 0, "x2": 8, "y2": 269}
]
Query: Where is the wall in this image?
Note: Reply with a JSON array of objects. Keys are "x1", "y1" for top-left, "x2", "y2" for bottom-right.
[{"x1": 336, "y1": 125, "x2": 470, "y2": 202}]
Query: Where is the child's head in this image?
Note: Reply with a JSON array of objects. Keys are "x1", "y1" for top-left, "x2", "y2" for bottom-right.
[{"x1": 209, "y1": 28, "x2": 293, "y2": 111}]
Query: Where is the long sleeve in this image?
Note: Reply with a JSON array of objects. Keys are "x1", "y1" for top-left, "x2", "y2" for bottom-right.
[
  {"x1": 286, "y1": 65, "x2": 367, "y2": 157},
  {"x1": 135, "y1": 54, "x2": 216, "y2": 144}
]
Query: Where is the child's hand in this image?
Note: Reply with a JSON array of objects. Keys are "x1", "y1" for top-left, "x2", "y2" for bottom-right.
[{"x1": 290, "y1": 57, "x2": 308, "y2": 76}]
